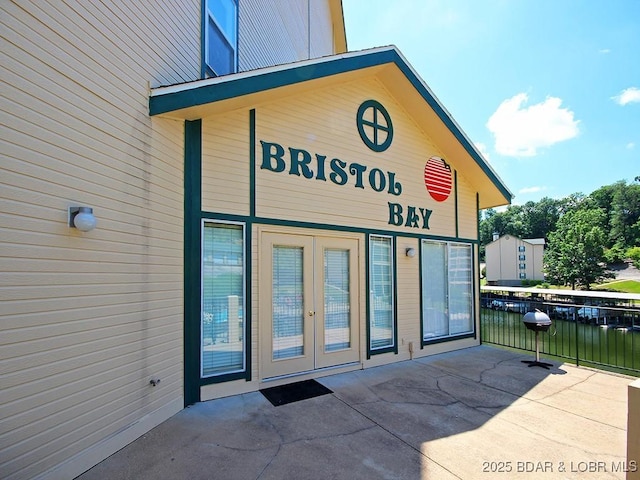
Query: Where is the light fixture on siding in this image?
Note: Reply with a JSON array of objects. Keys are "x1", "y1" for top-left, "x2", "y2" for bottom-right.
[
  {"x1": 68, "y1": 206, "x2": 97, "y2": 232},
  {"x1": 405, "y1": 247, "x2": 416, "y2": 258}
]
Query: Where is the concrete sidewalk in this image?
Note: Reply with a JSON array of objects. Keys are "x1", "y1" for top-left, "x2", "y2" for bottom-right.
[{"x1": 76, "y1": 346, "x2": 634, "y2": 480}]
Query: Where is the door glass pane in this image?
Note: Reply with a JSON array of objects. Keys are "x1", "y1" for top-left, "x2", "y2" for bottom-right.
[
  {"x1": 202, "y1": 223, "x2": 244, "y2": 377},
  {"x1": 422, "y1": 240, "x2": 448, "y2": 339},
  {"x1": 324, "y1": 248, "x2": 350, "y2": 352},
  {"x1": 370, "y1": 236, "x2": 394, "y2": 349},
  {"x1": 272, "y1": 246, "x2": 304, "y2": 359},
  {"x1": 449, "y1": 244, "x2": 473, "y2": 335}
]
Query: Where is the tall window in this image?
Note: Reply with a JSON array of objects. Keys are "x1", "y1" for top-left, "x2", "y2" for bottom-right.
[
  {"x1": 201, "y1": 221, "x2": 245, "y2": 377},
  {"x1": 205, "y1": 0, "x2": 238, "y2": 76},
  {"x1": 421, "y1": 240, "x2": 474, "y2": 341},
  {"x1": 369, "y1": 235, "x2": 395, "y2": 351}
]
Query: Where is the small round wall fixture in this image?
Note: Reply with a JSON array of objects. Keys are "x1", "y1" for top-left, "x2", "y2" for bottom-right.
[
  {"x1": 68, "y1": 206, "x2": 97, "y2": 232},
  {"x1": 405, "y1": 247, "x2": 416, "y2": 258}
]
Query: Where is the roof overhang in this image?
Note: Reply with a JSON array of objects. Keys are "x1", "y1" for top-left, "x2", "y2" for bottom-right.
[{"x1": 150, "y1": 46, "x2": 512, "y2": 209}]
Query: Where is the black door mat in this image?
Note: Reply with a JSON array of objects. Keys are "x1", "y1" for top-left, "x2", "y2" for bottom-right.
[{"x1": 260, "y1": 379, "x2": 333, "y2": 407}]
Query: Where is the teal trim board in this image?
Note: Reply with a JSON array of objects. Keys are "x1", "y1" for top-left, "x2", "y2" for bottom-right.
[
  {"x1": 454, "y1": 170, "x2": 459, "y2": 239},
  {"x1": 472, "y1": 238, "x2": 478, "y2": 340},
  {"x1": 184, "y1": 119, "x2": 202, "y2": 406},
  {"x1": 199, "y1": 211, "x2": 479, "y2": 245},
  {"x1": 150, "y1": 46, "x2": 512, "y2": 205},
  {"x1": 392, "y1": 235, "x2": 399, "y2": 355},
  {"x1": 476, "y1": 193, "x2": 481, "y2": 341},
  {"x1": 150, "y1": 49, "x2": 398, "y2": 116},
  {"x1": 250, "y1": 109, "x2": 256, "y2": 217},
  {"x1": 365, "y1": 234, "x2": 371, "y2": 360},
  {"x1": 418, "y1": 240, "x2": 424, "y2": 349},
  {"x1": 244, "y1": 220, "x2": 252, "y2": 381}
]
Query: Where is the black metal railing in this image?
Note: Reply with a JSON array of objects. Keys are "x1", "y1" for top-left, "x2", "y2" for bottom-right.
[{"x1": 480, "y1": 286, "x2": 640, "y2": 376}]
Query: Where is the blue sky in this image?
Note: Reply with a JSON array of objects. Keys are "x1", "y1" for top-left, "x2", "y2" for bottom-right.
[{"x1": 342, "y1": 0, "x2": 639, "y2": 205}]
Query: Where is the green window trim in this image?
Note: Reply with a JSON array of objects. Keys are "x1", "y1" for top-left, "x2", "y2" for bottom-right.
[
  {"x1": 367, "y1": 234, "x2": 397, "y2": 356},
  {"x1": 201, "y1": 220, "x2": 247, "y2": 378},
  {"x1": 420, "y1": 239, "x2": 475, "y2": 345}
]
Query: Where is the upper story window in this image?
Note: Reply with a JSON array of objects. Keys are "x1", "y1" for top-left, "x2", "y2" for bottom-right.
[{"x1": 204, "y1": 0, "x2": 238, "y2": 77}]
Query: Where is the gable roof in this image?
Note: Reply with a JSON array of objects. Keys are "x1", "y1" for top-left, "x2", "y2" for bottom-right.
[
  {"x1": 150, "y1": 46, "x2": 513, "y2": 209},
  {"x1": 487, "y1": 235, "x2": 546, "y2": 247},
  {"x1": 524, "y1": 238, "x2": 546, "y2": 245}
]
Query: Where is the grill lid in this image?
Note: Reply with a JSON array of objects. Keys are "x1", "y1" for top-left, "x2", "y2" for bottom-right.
[{"x1": 523, "y1": 310, "x2": 551, "y2": 325}]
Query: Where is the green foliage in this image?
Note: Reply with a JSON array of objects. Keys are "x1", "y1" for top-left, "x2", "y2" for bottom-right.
[
  {"x1": 604, "y1": 244, "x2": 627, "y2": 264},
  {"x1": 628, "y1": 246, "x2": 640, "y2": 269},
  {"x1": 479, "y1": 178, "x2": 640, "y2": 268},
  {"x1": 543, "y1": 208, "x2": 613, "y2": 289}
]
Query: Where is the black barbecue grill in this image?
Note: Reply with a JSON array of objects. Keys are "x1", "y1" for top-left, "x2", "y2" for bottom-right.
[{"x1": 521, "y1": 310, "x2": 553, "y2": 369}]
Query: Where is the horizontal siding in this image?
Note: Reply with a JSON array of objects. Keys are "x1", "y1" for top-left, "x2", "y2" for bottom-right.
[
  {"x1": 396, "y1": 237, "x2": 421, "y2": 355},
  {"x1": 456, "y1": 174, "x2": 478, "y2": 240},
  {"x1": 309, "y1": 0, "x2": 334, "y2": 58},
  {"x1": 1, "y1": 1, "x2": 198, "y2": 479},
  {"x1": 201, "y1": 111, "x2": 251, "y2": 215},
  {"x1": 255, "y1": 77, "x2": 457, "y2": 237},
  {"x1": 239, "y1": 0, "x2": 336, "y2": 72},
  {"x1": 239, "y1": 0, "x2": 308, "y2": 71}
]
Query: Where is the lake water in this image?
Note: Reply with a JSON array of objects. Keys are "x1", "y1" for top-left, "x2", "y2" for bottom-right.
[{"x1": 481, "y1": 309, "x2": 639, "y2": 375}]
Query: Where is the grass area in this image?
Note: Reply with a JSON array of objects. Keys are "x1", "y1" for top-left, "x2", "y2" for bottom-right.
[{"x1": 593, "y1": 279, "x2": 640, "y2": 294}]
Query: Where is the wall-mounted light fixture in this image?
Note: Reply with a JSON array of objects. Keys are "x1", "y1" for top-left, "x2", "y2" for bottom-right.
[
  {"x1": 405, "y1": 247, "x2": 416, "y2": 258},
  {"x1": 68, "y1": 206, "x2": 97, "y2": 232}
]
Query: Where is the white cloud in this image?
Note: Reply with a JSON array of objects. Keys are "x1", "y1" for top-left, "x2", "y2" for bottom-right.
[
  {"x1": 486, "y1": 93, "x2": 580, "y2": 157},
  {"x1": 474, "y1": 142, "x2": 490, "y2": 161},
  {"x1": 598, "y1": 48, "x2": 611, "y2": 54},
  {"x1": 519, "y1": 186, "x2": 545, "y2": 194},
  {"x1": 613, "y1": 87, "x2": 640, "y2": 106},
  {"x1": 627, "y1": 142, "x2": 636, "y2": 150}
]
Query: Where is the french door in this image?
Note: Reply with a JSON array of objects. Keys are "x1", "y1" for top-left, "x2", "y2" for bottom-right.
[{"x1": 260, "y1": 232, "x2": 360, "y2": 379}]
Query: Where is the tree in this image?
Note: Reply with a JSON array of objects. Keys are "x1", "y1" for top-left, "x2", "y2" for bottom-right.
[
  {"x1": 544, "y1": 208, "x2": 612, "y2": 290},
  {"x1": 587, "y1": 180, "x2": 640, "y2": 251},
  {"x1": 521, "y1": 197, "x2": 562, "y2": 239},
  {"x1": 627, "y1": 246, "x2": 640, "y2": 269},
  {"x1": 610, "y1": 181, "x2": 640, "y2": 249}
]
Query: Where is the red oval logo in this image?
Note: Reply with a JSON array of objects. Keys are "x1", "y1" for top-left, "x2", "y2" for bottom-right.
[{"x1": 424, "y1": 157, "x2": 452, "y2": 202}]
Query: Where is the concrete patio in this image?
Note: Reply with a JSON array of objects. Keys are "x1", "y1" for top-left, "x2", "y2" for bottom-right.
[{"x1": 76, "y1": 345, "x2": 634, "y2": 480}]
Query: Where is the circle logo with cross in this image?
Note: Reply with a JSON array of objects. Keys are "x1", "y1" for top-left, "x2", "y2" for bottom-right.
[{"x1": 356, "y1": 100, "x2": 393, "y2": 152}]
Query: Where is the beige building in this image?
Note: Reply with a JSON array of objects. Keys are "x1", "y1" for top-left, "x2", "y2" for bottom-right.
[
  {"x1": 485, "y1": 235, "x2": 545, "y2": 286},
  {"x1": 1, "y1": 1, "x2": 511, "y2": 479}
]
